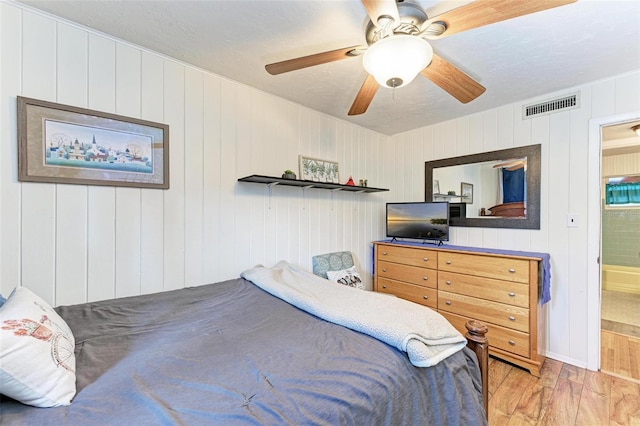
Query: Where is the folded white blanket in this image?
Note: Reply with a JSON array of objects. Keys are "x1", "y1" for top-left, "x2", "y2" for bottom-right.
[{"x1": 241, "y1": 260, "x2": 467, "y2": 367}]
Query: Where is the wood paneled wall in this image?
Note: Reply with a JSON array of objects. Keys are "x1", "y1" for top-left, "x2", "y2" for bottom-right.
[{"x1": 0, "y1": 3, "x2": 391, "y2": 305}]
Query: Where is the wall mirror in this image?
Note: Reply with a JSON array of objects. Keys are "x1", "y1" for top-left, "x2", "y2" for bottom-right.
[{"x1": 425, "y1": 144, "x2": 541, "y2": 229}]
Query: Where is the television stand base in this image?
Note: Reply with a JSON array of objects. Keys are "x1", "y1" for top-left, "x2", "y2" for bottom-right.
[{"x1": 422, "y1": 239, "x2": 444, "y2": 246}]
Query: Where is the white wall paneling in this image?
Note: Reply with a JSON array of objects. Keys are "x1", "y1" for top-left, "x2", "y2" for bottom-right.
[
  {"x1": 0, "y1": 3, "x2": 23, "y2": 295},
  {"x1": 184, "y1": 67, "x2": 205, "y2": 287},
  {"x1": 2, "y1": 2, "x2": 640, "y2": 369},
  {"x1": 0, "y1": 2, "x2": 389, "y2": 305},
  {"x1": 114, "y1": 44, "x2": 142, "y2": 299},
  {"x1": 20, "y1": 10, "x2": 57, "y2": 304},
  {"x1": 140, "y1": 52, "x2": 165, "y2": 296},
  {"x1": 391, "y1": 71, "x2": 640, "y2": 368},
  {"x1": 566, "y1": 89, "x2": 592, "y2": 363},
  {"x1": 86, "y1": 32, "x2": 117, "y2": 303},
  {"x1": 87, "y1": 187, "x2": 116, "y2": 302},
  {"x1": 55, "y1": 24, "x2": 89, "y2": 306},
  {"x1": 162, "y1": 60, "x2": 186, "y2": 291}
]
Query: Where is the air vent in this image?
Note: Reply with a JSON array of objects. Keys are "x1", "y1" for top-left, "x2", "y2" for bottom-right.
[{"x1": 522, "y1": 93, "x2": 580, "y2": 119}]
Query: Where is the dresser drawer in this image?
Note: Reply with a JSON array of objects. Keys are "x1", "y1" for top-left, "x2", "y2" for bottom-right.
[
  {"x1": 438, "y1": 252, "x2": 530, "y2": 283},
  {"x1": 438, "y1": 271, "x2": 529, "y2": 308},
  {"x1": 376, "y1": 245, "x2": 437, "y2": 269},
  {"x1": 377, "y1": 277, "x2": 437, "y2": 309},
  {"x1": 438, "y1": 291, "x2": 529, "y2": 332},
  {"x1": 378, "y1": 261, "x2": 437, "y2": 289},
  {"x1": 441, "y1": 311, "x2": 530, "y2": 358}
]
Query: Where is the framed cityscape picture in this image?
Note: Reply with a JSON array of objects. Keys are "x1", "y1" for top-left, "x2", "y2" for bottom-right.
[{"x1": 17, "y1": 96, "x2": 169, "y2": 189}]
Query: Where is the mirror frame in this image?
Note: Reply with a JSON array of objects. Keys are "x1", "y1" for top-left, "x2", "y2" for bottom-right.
[{"x1": 425, "y1": 144, "x2": 541, "y2": 229}]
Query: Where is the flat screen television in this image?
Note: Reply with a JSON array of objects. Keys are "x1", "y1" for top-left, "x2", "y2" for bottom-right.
[{"x1": 386, "y1": 202, "x2": 449, "y2": 244}]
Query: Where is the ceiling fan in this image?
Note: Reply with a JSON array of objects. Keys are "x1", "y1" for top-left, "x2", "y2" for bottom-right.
[{"x1": 265, "y1": 0, "x2": 576, "y2": 116}]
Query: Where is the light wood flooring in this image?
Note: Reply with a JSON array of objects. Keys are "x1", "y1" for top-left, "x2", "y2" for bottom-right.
[
  {"x1": 488, "y1": 353, "x2": 640, "y2": 425},
  {"x1": 601, "y1": 330, "x2": 640, "y2": 382}
]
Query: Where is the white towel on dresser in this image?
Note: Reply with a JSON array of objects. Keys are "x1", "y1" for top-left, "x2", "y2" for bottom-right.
[{"x1": 241, "y1": 260, "x2": 467, "y2": 367}]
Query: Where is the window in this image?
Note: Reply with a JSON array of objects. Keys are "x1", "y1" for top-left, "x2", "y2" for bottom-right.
[{"x1": 605, "y1": 175, "x2": 640, "y2": 208}]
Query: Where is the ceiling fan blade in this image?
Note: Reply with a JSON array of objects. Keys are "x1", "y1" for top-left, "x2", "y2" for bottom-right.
[
  {"x1": 426, "y1": 0, "x2": 577, "y2": 38},
  {"x1": 360, "y1": 0, "x2": 400, "y2": 27},
  {"x1": 420, "y1": 54, "x2": 486, "y2": 104},
  {"x1": 348, "y1": 75, "x2": 379, "y2": 116},
  {"x1": 265, "y1": 46, "x2": 362, "y2": 75}
]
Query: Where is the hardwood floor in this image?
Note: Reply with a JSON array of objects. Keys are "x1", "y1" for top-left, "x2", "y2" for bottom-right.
[
  {"x1": 601, "y1": 330, "x2": 640, "y2": 382},
  {"x1": 488, "y1": 356, "x2": 640, "y2": 425}
]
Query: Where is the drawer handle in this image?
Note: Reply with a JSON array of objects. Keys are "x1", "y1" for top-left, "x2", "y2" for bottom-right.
[
  {"x1": 445, "y1": 260, "x2": 452, "y2": 264},
  {"x1": 508, "y1": 316, "x2": 516, "y2": 321},
  {"x1": 508, "y1": 340, "x2": 516, "y2": 346},
  {"x1": 422, "y1": 276, "x2": 428, "y2": 281},
  {"x1": 445, "y1": 301, "x2": 451, "y2": 305},
  {"x1": 508, "y1": 292, "x2": 516, "y2": 297},
  {"x1": 423, "y1": 295, "x2": 428, "y2": 300},
  {"x1": 423, "y1": 257, "x2": 429, "y2": 262},
  {"x1": 508, "y1": 268, "x2": 516, "y2": 273},
  {"x1": 382, "y1": 285, "x2": 387, "y2": 289},
  {"x1": 382, "y1": 268, "x2": 387, "y2": 272},
  {"x1": 382, "y1": 252, "x2": 387, "y2": 255},
  {"x1": 445, "y1": 280, "x2": 451, "y2": 285}
]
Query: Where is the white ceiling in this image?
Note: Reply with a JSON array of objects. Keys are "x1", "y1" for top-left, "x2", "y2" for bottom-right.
[
  {"x1": 602, "y1": 120, "x2": 640, "y2": 156},
  {"x1": 16, "y1": 0, "x2": 640, "y2": 136}
]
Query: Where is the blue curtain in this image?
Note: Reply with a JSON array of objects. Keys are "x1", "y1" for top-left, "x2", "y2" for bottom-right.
[
  {"x1": 502, "y1": 168, "x2": 525, "y2": 203},
  {"x1": 606, "y1": 182, "x2": 640, "y2": 205}
]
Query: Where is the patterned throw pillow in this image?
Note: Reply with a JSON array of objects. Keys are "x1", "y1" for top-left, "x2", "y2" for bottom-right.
[
  {"x1": 312, "y1": 251, "x2": 355, "y2": 279},
  {"x1": 326, "y1": 266, "x2": 365, "y2": 290},
  {"x1": 0, "y1": 286, "x2": 76, "y2": 407}
]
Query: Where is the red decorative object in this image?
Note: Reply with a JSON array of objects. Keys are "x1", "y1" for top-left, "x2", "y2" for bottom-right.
[{"x1": 346, "y1": 176, "x2": 355, "y2": 186}]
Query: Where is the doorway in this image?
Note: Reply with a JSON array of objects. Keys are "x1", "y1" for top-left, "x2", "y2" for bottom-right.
[
  {"x1": 587, "y1": 112, "x2": 640, "y2": 374},
  {"x1": 600, "y1": 120, "x2": 640, "y2": 381}
]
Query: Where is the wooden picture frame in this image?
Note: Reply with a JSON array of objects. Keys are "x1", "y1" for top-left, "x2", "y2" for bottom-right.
[
  {"x1": 461, "y1": 182, "x2": 473, "y2": 204},
  {"x1": 17, "y1": 96, "x2": 169, "y2": 189},
  {"x1": 298, "y1": 155, "x2": 339, "y2": 183}
]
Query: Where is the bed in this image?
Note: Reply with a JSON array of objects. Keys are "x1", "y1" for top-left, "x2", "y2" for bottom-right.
[
  {"x1": 485, "y1": 201, "x2": 526, "y2": 217},
  {"x1": 1, "y1": 261, "x2": 488, "y2": 425}
]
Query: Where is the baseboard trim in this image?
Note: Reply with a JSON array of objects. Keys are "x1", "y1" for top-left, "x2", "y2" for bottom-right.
[{"x1": 542, "y1": 350, "x2": 588, "y2": 370}]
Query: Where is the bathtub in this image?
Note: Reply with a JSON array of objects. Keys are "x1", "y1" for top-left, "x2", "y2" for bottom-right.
[{"x1": 602, "y1": 264, "x2": 640, "y2": 294}]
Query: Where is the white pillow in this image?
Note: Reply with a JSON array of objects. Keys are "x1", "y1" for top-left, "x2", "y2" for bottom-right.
[
  {"x1": 0, "y1": 286, "x2": 76, "y2": 407},
  {"x1": 326, "y1": 266, "x2": 365, "y2": 290}
]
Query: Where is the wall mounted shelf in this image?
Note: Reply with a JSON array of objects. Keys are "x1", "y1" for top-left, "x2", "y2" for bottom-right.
[
  {"x1": 433, "y1": 193, "x2": 466, "y2": 200},
  {"x1": 238, "y1": 175, "x2": 389, "y2": 193}
]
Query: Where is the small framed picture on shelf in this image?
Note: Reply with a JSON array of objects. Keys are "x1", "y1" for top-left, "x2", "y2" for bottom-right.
[
  {"x1": 461, "y1": 182, "x2": 473, "y2": 204},
  {"x1": 298, "y1": 155, "x2": 339, "y2": 183}
]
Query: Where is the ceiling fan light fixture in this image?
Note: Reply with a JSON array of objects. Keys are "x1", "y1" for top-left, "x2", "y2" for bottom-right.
[{"x1": 362, "y1": 35, "x2": 433, "y2": 89}]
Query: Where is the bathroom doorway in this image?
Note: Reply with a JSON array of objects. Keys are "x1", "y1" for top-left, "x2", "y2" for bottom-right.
[{"x1": 599, "y1": 120, "x2": 640, "y2": 382}]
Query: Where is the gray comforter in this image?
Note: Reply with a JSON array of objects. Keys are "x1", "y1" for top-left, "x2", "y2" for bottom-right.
[{"x1": 1, "y1": 278, "x2": 486, "y2": 425}]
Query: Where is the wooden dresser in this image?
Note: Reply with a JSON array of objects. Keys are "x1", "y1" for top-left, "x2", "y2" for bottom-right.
[{"x1": 374, "y1": 241, "x2": 546, "y2": 377}]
